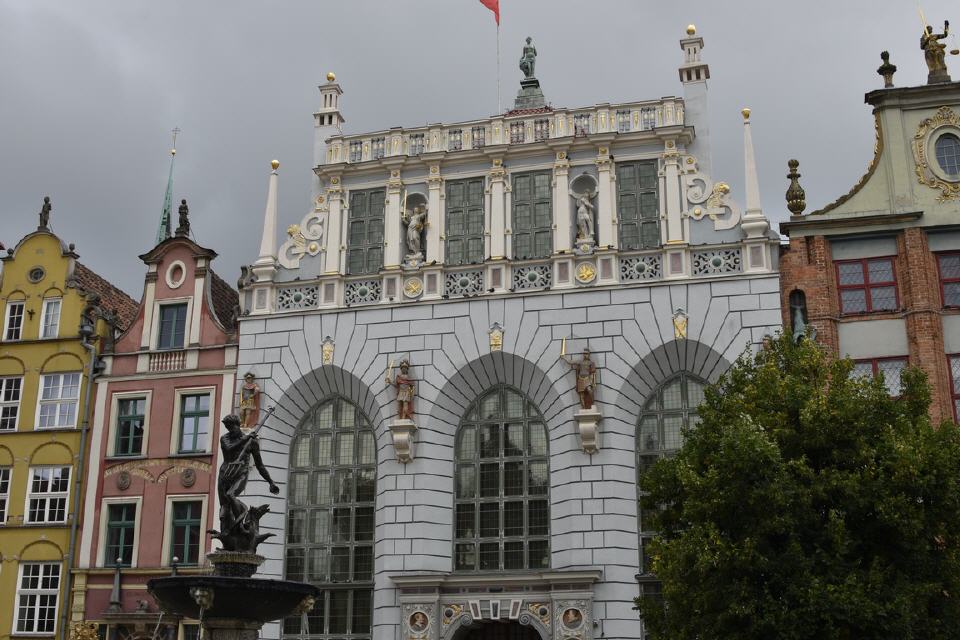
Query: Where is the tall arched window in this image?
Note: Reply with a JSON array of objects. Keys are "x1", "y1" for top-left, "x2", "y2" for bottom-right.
[
  {"x1": 454, "y1": 385, "x2": 549, "y2": 571},
  {"x1": 283, "y1": 397, "x2": 376, "y2": 640},
  {"x1": 636, "y1": 373, "x2": 706, "y2": 575}
]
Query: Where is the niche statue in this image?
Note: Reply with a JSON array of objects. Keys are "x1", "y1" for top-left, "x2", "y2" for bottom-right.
[
  {"x1": 403, "y1": 204, "x2": 428, "y2": 261},
  {"x1": 209, "y1": 413, "x2": 280, "y2": 554}
]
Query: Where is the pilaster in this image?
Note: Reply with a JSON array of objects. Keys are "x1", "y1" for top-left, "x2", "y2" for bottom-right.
[
  {"x1": 662, "y1": 140, "x2": 684, "y2": 244},
  {"x1": 489, "y1": 159, "x2": 507, "y2": 259},
  {"x1": 595, "y1": 147, "x2": 615, "y2": 249},
  {"x1": 426, "y1": 164, "x2": 444, "y2": 264},
  {"x1": 553, "y1": 150, "x2": 572, "y2": 254},
  {"x1": 324, "y1": 177, "x2": 344, "y2": 275},
  {"x1": 385, "y1": 169, "x2": 404, "y2": 268}
]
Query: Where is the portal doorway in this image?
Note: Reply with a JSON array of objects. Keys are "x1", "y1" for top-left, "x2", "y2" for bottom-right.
[{"x1": 453, "y1": 620, "x2": 543, "y2": 640}]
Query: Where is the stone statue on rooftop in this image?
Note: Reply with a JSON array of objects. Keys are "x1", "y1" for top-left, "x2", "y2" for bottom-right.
[
  {"x1": 39, "y1": 196, "x2": 51, "y2": 229},
  {"x1": 519, "y1": 36, "x2": 537, "y2": 79},
  {"x1": 921, "y1": 20, "x2": 951, "y2": 83},
  {"x1": 175, "y1": 199, "x2": 190, "y2": 237}
]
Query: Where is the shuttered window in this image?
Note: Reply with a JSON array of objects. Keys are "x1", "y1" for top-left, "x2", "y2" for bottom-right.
[
  {"x1": 617, "y1": 160, "x2": 660, "y2": 250},
  {"x1": 347, "y1": 189, "x2": 385, "y2": 275},
  {"x1": 511, "y1": 171, "x2": 553, "y2": 260},
  {"x1": 446, "y1": 178, "x2": 486, "y2": 265}
]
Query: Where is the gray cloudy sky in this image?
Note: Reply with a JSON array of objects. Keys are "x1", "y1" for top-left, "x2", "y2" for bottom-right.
[{"x1": 1, "y1": 0, "x2": 957, "y2": 297}]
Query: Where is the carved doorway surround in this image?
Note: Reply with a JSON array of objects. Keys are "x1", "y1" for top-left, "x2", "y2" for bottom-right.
[{"x1": 391, "y1": 570, "x2": 601, "y2": 640}]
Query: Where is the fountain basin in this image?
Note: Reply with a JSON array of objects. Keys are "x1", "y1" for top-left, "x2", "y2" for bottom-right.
[{"x1": 147, "y1": 576, "x2": 317, "y2": 622}]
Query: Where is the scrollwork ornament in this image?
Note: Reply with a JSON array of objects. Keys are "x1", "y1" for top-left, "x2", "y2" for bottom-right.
[
  {"x1": 684, "y1": 173, "x2": 741, "y2": 230},
  {"x1": 912, "y1": 106, "x2": 960, "y2": 202},
  {"x1": 279, "y1": 209, "x2": 326, "y2": 268}
]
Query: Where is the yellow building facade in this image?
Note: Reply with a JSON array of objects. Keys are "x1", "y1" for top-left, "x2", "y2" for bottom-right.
[{"x1": 0, "y1": 215, "x2": 136, "y2": 640}]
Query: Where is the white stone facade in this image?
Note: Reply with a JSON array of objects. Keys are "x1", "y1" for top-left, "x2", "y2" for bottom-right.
[{"x1": 237, "y1": 27, "x2": 781, "y2": 640}]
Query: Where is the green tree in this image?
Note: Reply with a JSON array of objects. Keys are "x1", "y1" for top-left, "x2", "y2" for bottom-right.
[{"x1": 636, "y1": 333, "x2": 960, "y2": 640}]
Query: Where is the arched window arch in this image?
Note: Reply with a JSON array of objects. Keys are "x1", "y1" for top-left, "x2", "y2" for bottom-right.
[
  {"x1": 636, "y1": 373, "x2": 706, "y2": 575},
  {"x1": 283, "y1": 396, "x2": 376, "y2": 640},
  {"x1": 454, "y1": 385, "x2": 550, "y2": 572}
]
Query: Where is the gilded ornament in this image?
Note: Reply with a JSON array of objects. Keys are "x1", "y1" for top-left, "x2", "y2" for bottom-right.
[
  {"x1": 741, "y1": 107, "x2": 751, "y2": 120},
  {"x1": 70, "y1": 623, "x2": 100, "y2": 640},
  {"x1": 489, "y1": 322, "x2": 504, "y2": 352},
  {"x1": 271, "y1": 159, "x2": 280, "y2": 170},
  {"x1": 442, "y1": 604, "x2": 464, "y2": 625},
  {"x1": 322, "y1": 337, "x2": 335, "y2": 365},
  {"x1": 403, "y1": 278, "x2": 424, "y2": 298},
  {"x1": 686, "y1": 24, "x2": 696, "y2": 36},
  {"x1": 326, "y1": 71, "x2": 336, "y2": 82},
  {"x1": 912, "y1": 106, "x2": 960, "y2": 201},
  {"x1": 673, "y1": 308, "x2": 688, "y2": 340},
  {"x1": 575, "y1": 262, "x2": 597, "y2": 283}
]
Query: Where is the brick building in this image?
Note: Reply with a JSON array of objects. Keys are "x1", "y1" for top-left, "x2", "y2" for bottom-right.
[{"x1": 780, "y1": 49, "x2": 960, "y2": 424}]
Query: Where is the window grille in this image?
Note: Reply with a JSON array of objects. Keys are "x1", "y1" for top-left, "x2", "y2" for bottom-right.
[
  {"x1": 617, "y1": 109, "x2": 631, "y2": 133},
  {"x1": 938, "y1": 253, "x2": 960, "y2": 306},
  {"x1": 282, "y1": 396, "x2": 375, "y2": 640},
  {"x1": 509, "y1": 122, "x2": 525, "y2": 144},
  {"x1": 471, "y1": 126, "x2": 486, "y2": 149},
  {"x1": 616, "y1": 160, "x2": 660, "y2": 250},
  {"x1": 346, "y1": 189, "x2": 385, "y2": 275},
  {"x1": 534, "y1": 118, "x2": 550, "y2": 141},
  {"x1": 409, "y1": 133, "x2": 424, "y2": 156},
  {"x1": 349, "y1": 142, "x2": 362, "y2": 163},
  {"x1": 640, "y1": 107, "x2": 657, "y2": 131},
  {"x1": 574, "y1": 114, "x2": 591, "y2": 137},
  {"x1": 936, "y1": 133, "x2": 960, "y2": 177},
  {"x1": 454, "y1": 386, "x2": 549, "y2": 571},
  {"x1": 371, "y1": 138, "x2": 385, "y2": 160},
  {"x1": 511, "y1": 171, "x2": 553, "y2": 260},
  {"x1": 446, "y1": 178, "x2": 486, "y2": 266},
  {"x1": 448, "y1": 129, "x2": 463, "y2": 151}
]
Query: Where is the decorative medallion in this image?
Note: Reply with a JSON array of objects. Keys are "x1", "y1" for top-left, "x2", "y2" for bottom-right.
[
  {"x1": 673, "y1": 308, "x2": 688, "y2": 340},
  {"x1": 912, "y1": 105, "x2": 960, "y2": 201},
  {"x1": 442, "y1": 604, "x2": 464, "y2": 626},
  {"x1": 180, "y1": 468, "x2": 196, "y2": 488},
  {"x1": 575, "y1": 262, "x2": 597, "y2": 284},
  {"x1": 527, "y1": 603, "x2": 551, "y2": 626},
  {"x1": 116, "y1": 470, "x2": 131, "y2": 491},
  {"x1": 403, "y1": 278, "x2": 424, "y2": 299},
  {"x1": 489, "y1": 322, "x2": 504, "y2": 352},
  {"x1": 408, "y1": 611, "x2": 429, "y2": 635},
  {"x1": 561, "y1": 608, "x2": 585, "y2": 631},
  {"x1": 322, "y1": 336, "x2": 335, "y2": 365}
]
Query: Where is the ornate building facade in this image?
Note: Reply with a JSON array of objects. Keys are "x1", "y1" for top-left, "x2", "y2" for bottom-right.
[
  {"x1": 72, "y1": 209, "x2": 239, "y2": 640},
  {"x1": 0, "y1": 204, "x2": 137, "y2": 640},
  {"x1": 780, "y1": 40, "x2": 960, "y2": 424},
  {"x1": 236, "y1": 29, "x2": 781, "y2": 640}
]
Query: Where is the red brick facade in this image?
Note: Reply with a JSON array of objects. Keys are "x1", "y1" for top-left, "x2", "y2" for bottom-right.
[{"x1": 780, "y1": 228, "x2": 955, "y2": 424}]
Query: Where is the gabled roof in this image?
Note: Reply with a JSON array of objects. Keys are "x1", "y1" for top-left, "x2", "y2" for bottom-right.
[
  {"x1": 208, "y1": 269, "x2": 238, "y2": 335},
  {"x1": 73, "y1": 262, "x2": 139, "y2": 330}
]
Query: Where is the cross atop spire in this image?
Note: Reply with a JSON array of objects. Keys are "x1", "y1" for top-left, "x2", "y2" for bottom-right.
[{"x1": 155, "y1": 128, "x2": 180, "y2": 245}]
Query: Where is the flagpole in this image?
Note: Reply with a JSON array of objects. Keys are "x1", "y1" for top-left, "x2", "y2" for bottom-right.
[{"x1": 497, "y1": 23, "x2": 501, "y2": 114}]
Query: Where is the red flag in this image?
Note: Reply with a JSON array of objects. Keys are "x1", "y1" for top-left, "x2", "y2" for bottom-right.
[{"x1": 479, "y1": 0, "x2": 499, "y2": 25}]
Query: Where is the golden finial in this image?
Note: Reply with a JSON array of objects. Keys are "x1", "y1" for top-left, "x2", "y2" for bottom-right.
[
  {"x1": 326, "y1": 71, "x2": 336, "y2": 82},
  {"x1": 686, "y1": 24, "x2": 696, "y2": 36},
  {"x1": 271, "y1": 159, "x2": 280, "y2": 170},
  {"x1": 741, "y1": 107, "x2": 751, "y2": 120},
  {"x1": 170, "y1": 148, "x2": 176, "y2": 156}
]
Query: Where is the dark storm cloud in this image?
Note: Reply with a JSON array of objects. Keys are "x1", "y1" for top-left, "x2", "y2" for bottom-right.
[{"x1": 1, "y1": 0, "x2": 955, "y2": 295}]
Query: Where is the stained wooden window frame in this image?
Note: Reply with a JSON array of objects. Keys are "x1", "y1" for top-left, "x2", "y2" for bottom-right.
[
  {"x1": 616, "y1": 160, "x2": 661, "y2": 251},
  {"x1": 445, "y1": 177, "x2": 486, "y2": 266},
  {"x1": 511, "y1": 171, "x2": 553, "y2": 260},
  {"x1": 346, "y1": 189, "x2": 386, "y2": 276}
]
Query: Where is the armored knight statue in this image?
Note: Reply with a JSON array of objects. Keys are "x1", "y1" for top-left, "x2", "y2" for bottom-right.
[
  {"x1": 519, "y1": 36, "x2": 537, "y2": 78},
  {"x1": 562, "y1": 348, "x2": 597, "y2": 410},
  {"x1": 239, "y1": 371, "x2": 261, "y2": 428},
  {"x1": 209, "y1": 413, "x2": 279, "y2": 553},
  {"x1": 386, "y1": 359, "x2": 416, "y2": 420},
  {"x1": 921, "y1": 20, "x2": 951, "y2": 82}
]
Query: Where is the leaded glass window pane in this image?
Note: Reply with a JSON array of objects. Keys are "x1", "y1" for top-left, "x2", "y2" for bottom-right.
[
  {"x1": 936, "y1": 133, "x2": 960, "y2": 177},
  {"x1": 512, "y1": 171, "x2": 553, "y2": 260},
  {"x1": 446, "y1": 178, "x2": 486, "y2": 265},
  {"x1": 617, "y1": 160, "x2": 660, "y2": 250},
  {"x1": 347, "y1": 189, "x2": 385, "y2": 275},
  {"x1": 454, "y1": 385, "x2": 550, "y2": 571},
  {"x1": 636, "y1": 373, "x2": 706, "y2": 540},
  {"x1": 283, "y1": 397, "x2": 375, "y2": 640}
]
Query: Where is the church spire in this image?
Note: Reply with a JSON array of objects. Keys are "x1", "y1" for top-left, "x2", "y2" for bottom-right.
[{"x1": 155, "y1": 128, "x2": 180, "y2": 244}]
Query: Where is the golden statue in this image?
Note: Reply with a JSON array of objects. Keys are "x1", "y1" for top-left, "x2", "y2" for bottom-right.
[{"x1": 921, "y1": 20, "x2": 951, "y2": 82}]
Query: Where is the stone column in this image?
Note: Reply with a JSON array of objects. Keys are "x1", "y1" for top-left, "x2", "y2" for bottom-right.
[
  {"x1": 489, "y1": 159, "x2": 507, "y2": 259},
  {"x1": 426, "y1": 164, "x2": 443, "y2": 263},
  {"x1": 324, "y1": 177, "x2": 344, "y2": 274},
  {"x1": 595, "y1": 148, "x2": 615, "y2": 248},
  {"x1": 662, "y1": 142, "x2": 684, "y2": 243},
  {"x1": 385, "y1": 169, "x2": 404, "y2": 268},
  {"x1": 553, "y1": 151, "x2": 572, "y2": 253}
]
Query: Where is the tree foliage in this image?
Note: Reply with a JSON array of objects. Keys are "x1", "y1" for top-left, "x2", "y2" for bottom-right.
[{"x1": 636, "y1": 333, "x2": 960, "y2": 640}]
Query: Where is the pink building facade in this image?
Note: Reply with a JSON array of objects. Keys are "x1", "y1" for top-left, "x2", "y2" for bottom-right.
[{"x1": 72, "y1": 233, "x2": 238, "y2": 640}]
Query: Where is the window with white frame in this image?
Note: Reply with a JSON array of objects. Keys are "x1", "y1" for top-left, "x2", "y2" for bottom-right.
[
  {"x1": 15, "y1": 562, "x2": 61, "y2": 634},
  {"x1": 27, "y1": 466, "x2": 70, "y2": 524},
  {"x1": 0, "y1": 467, "x2": 10, "y2": 524},
  {"x1": 178, "y1": 393, "x2": 211, "y2": 453},
  {"x1": 39, "y1": 298, "x2": 61, "y2": 339},
  {"x1": 37, "y1": 372, "x2": 81, "y2": 429},
  {"x1": 4, "y1": 301, "x2": 25, "y2": 341},
  {"x1": 157, "y1": 303, "x2": 188, "y2": 350},
  {"x1": 1, "y1": 376, "x2": 22, "y2": 430}
]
